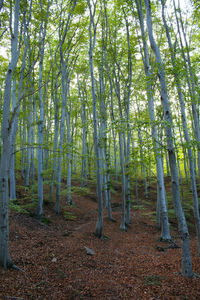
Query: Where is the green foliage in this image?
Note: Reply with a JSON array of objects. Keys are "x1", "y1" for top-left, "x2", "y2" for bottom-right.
[
  {"x1": 42, "y1": 216, "x2": 51, "y2": 225},
  {"x1": 143, "y1": 275, "x2": 166, "y2": 286},
  {"x1": 73, "y1": 1, "x2": 87, "y2": 15},
  {"x1": 63, "y1": 208, "x2": 77, "y2": 221},
  {"x1": 71, "y1": 186, "x2": 95, "y2": 198},
  {"x1": 167, "y1": 208, "x2": 176, "y2": 219},
  {"x1": 132, "y1": 204, "x2": 146, "y2": 210},
  {"x1": 61, "y1": 185, "x2": 96, "y2": 199},
  {"x1": 9, "y1": 200, "x2": 29, "y2": 214}
]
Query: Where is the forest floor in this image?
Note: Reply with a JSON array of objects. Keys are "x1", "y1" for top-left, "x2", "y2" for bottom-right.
[{"x1": 1, "y1": 177, "x2": 200, "y2": 299}]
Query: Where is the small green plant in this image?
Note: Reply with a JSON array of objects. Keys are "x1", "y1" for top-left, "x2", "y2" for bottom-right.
[
  {"x1": 109, "y1": 187, "x2": 119, "y2": 195},
  {"x1": 42, "y1": 216, "x2": 51, "y2": 225},
  {"x1": 132, "y1": 204, "x2": 146, "y2": 210},
  {"x1": 56, "y1": 269, "x2": 66, "y2": 279},
  {"x1": 63, "y1": 211, "x2": 77, "y2": 220},
  {"x1": 9, "y1": 200, "x2": 29, "y2": 214},
  {"x1": 61, "y1": 186, "x2": 95, "y2": 198},
  {"x1": 141, "y1": 211, "x2": 157, "y2": 222},
  {"x1": 30, "y1": 184, "x2": 38, "y2": 194},
  {"x1": 21, "y1": 202, "x2": 37, "y2": 209},
  {"x1": 143, "y1": 275, "x2": 166, "y2": 286},
  {"x1": 167, "y1": 208, "x2": 176, "y2": 219}
]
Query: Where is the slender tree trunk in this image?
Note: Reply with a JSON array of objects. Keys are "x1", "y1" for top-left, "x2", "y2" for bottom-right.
[
  {"x1": 145, "y1": 0, "x2": 193, "y2": 277},
  {"x1": 78, "y1": 79, "x2": 88, "y2": 187},
  {"x1": 66, "y1": 106, "x2": 72, "y2": 205},
  {"x1": 113, "y1": 67, "x2": 127, "y2": 230},
  {"x1": 35, "y1": 1, "x2": 50, "y2": 218},
  {"x1": 0, "y1": 0, "x2": 20, "y2": 268},
  {"x1": 55, "y1": 65, "x2": 67, "y2": 213},
  {"x1": 137, "y1": 122, "x2": 148, "y2": 198},
  {"x1": 21, "y1": 101, "x2": 26, "y2": 179},
  {"x1": 162, "y1": 0, "x2": 200, "y2": 255},
  {"x1": 88, "y1": 0, "x2": 103, "y2": 237},
  {"x1": 132, "y1": 136, "x2": 139, "y2": 204},
  {"x1": 173, "y1": 0, "x2": 200, "y2": 179},
  {"x1": 98, "y1": 37, "x2": 112, "y2": 219},
  {"x1": 10, "y1": 80, "x2": 17, "y2": 200},
  {"x1": 135, "y1": 0, "x2": 171, "y2": 240},
  {"x1": 31, "y1": 96, "x2": 36, "y2": 183},
  {"x1": 24, "y1": 98, "x2": 32, "y2": 187},
  {"x1": 49, "y1": 75, "x2": 59, "y2": 202}
]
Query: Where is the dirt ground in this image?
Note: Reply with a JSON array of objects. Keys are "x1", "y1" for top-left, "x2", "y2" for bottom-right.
[{"x1": 0, "y1": 179, "x2": 200, "y2": 299}]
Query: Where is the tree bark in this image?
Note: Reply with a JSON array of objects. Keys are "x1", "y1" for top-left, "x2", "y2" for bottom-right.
[
  {"x1": 162, "y1": 0, "x2": 200, "y2": 255},
  {"x1": 145, "y1": 0, "x2": 193, "y2": 277},
  {"x1": 0, "y1": 0, "x2": 20, "y2": 268},
  {"x1": 88, "y1": 0, "x2": 103, "y2": 237}
]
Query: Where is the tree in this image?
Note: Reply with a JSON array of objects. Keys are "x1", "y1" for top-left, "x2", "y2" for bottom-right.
[
  {"x1": 144, "y1": 0, "x2": 193, "y2": 277},
  {"x1": 134, "y1": 0, "x2": 171, "y2": 241},
  {"x1": 0, "y1": 0, "x2": 21, "y2": 268},
  {"x1": 35, "y1": 0, "x2": 51, "y2": 218},
  {"x1": 161, "y1": 0, "x2": 200, "y2": 256},
  {"x1": 54, "y1": 0, "x2": 78, "y2": 213},
  {"x1": 87, "y1": 0, "x2": 103, "y2": 238}
]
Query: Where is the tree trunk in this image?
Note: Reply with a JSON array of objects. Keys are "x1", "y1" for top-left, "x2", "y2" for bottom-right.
[
  {"x1": 35, "y1": 0, "x2": 50, "y2": 218},
  {"x1": 0, "y1": 0, "x2": 20, "y2": 268},
  {"x1": 135, "y1": 0, "x2": 171, "y2": 240},
  {"x1": 88, "y1": 0, "x2": 103, "y2": 237},
  {"x1": 162, "y1": 0, "x2": 200, "y2": 255},
  {"x1": 145, "y1": 0, "x2": 193, "y2": 277}
]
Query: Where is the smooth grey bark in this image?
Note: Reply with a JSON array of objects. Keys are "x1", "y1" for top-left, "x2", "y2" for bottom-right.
[
  {"x1": 98, "y1": 13, "x2": 112, "y2": 219},
  {"x1": 66, "y1": 95, "x2": 72, "y2": 205},
  {"x1": 136, "y1": 99, "x2": 148, "y2": 198},
  {"x1": 10, "y1": 33, "x2": 28, "y2": 197},
  {"x1": 31, "y1": 96, "x2": 36, "y2": 182},
  {"x1": 165, "y1": 152, "x2": 170, "y2": 177},
  {"x1": 105, "y1": 51, "x2": 118, "y2": 182},
  {"x1": 55, "y1": 64, "x2": 67, "y2": 213},
  {"x1": 119, "y1": 131, "x2": 126, "y2": 231},
  {"x1": 173, "y1": 0, "x2": 200, "y2": 178},
  {"x1": 9, "y1": 80, "x2": 17, "y2": 200},
  {"x1": 24, "y1": 98, "x2": 32, "y2": 187},
  {"x1": 145, "y1": 0, "x2": 193, "y2": 277},
  {"x1": 87, "y1": 134, "x2": 93, "y2": 180},
  {"x1": 99, "y1": 66, "x2": 112, "y2": 220},
  {"x1": 173, "y1": 129, "x2": 184, "y2": 201},
  {"x1": 64, "y1": 63, "x2": 77, "y2": 207},
  {"x1": 135, "y1": 0, "x2": 171, "y2": 240},
  {"x1": 49, "y1": 72, "x2": 59, "y2": 202},
  {"x1": 88, "y1": 0, "x2": 103, "y2": 238},
  {"x1": 109, "y1": 6, "x2": 133, "y2": 229},
  {"x1": 158, "y1": 121, "x2": 164, "y2": 172},
  {"x1": 0, "y1": 0, "x2": 20, "y2": 268},
  {"x1": 78, "y1": 79, "x2": 87, "y2": 187},
  {"x1": 21, "y1": 100, "x2": 26, "y2": 179},
  {"x1": 103, "y1": 2, "x2": 118, "y2": 184},
  {"x1": 35, "y1": 2, "x2": 50, "y2": 218},
  {"x1": 161, "y1": 0, "x2": 200, "y2": 255},
  {"x1": 55, "y1": 0, "x2": 77, "y2": 213},
  {"x1": 137, "y1": 116, "x2": 148, "y2": 198},
  {"x1": 123, "y1": 9, "x2": 132, "y2": 225},
  {"x1": 43, "y1": 79, "x2": 51, "y2": 173},
  {"x1": 178, "y1": 122, "x2": 189, "y2": 187},
  {"x1": 131, "y1": 136, "x2": 139, "y2": 204},
  {"x1": 113, "y1": 66, "x2": 127, "y2": 231},
  {"x1": 156, "y1": 183, "x2": 161, "y2": 228}
]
